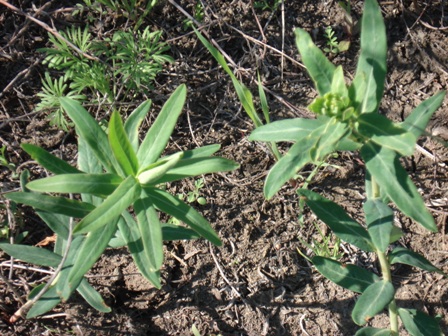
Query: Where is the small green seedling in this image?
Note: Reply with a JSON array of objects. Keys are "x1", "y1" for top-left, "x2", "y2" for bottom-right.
[
  {"x1": 3, "y1": 85, "x2": 239, "y2": 319},
  {"x1": 250, "y1": 0, "x2": 446, "y2": 334}
]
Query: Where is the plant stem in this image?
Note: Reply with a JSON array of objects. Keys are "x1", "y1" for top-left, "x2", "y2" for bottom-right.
[
  {"x1": 373, "y1": 176, "x2": 399, "y2": 335},
  {"x1": 377, "y1": 250, "x2": 399, "y2": 335}
]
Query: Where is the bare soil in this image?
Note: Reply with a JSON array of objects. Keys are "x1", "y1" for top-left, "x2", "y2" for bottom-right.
[{"x1": 1, "y1": 1, "x2": 447, "y2": 335}]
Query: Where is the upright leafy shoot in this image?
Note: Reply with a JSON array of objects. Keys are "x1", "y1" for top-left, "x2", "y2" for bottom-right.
[
  {"x1": 250, "y1": 0, "x2": 445, "y2": 334},
  {"x1": 3, "y1": 84, "x2": 239, "y2": 318}
]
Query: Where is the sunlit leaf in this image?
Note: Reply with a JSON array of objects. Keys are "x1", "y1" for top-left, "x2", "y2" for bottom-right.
[
  {"x1": 295, "y1": 28, "x2": 336, "y2": 96},
  {"x1": 352, "y1": 280, "x2": 395, "y2": 326},
  {"x1": 313, "y1": 256, "x2": 379, "y2": 293},
  {"x1": 298, "y1": 189, "x2": 374, "y2": 252},
  {"x1": 361, "y1": 142, "x2": 436, "y2": 232}
]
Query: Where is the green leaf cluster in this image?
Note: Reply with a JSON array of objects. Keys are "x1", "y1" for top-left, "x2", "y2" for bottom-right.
[
  {"x1": 3, "y1": 85, "x2": 238, "y2": 318},
  {"x1": 37, "y1": 24, "x2": 173, "y2": 130}
]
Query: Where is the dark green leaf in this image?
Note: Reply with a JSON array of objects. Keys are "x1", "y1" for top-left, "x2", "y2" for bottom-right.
[
  {"x1": 134, "y1": 190, "x2": 163, "y2": 272},
  {"x1": 147, "y1": 187, "x2": 221, "y2": 246},
  {"x1": 294, "y1": 28, "x2": 336, "y2": 96},
  {"x1": 77, "y1": 279, "x2": 111, "y2": 313},
  {"x1": 27, "y1": 285, "x2": 61, "y2": 318},
  {"x1": 137, "y1": 85, "x2": 186, "y2": 167},
  {"x1": 37, "y1": 211, "x2": 70, "y2": 240},
  {"x1": 74, "y1": 176, "x2": 140, "y2": 234},
  {"x1": 0, "y1": 243, "x2": 61, "y2": 267},
  {"x1": 264, "y1": 119, "x2": 348, "y2": 199},
  {"x1": 21, "y1": 144, "x2": 81, "y2": 174},
  {"x1": 401, "y1": 91, "x2": 446, "y2": 139},
  {"x1": 351, "y1": 0, "x2": 387, "y2": 114},
  {"x1": 181, "y1": 144, "x2": 221, "y2": 159},
  {"x1": 152, "y1": 157, "x2": 239, "y2": 184},
  {"x1": 313, "y1": 256, "x2": 379, "y2": 293},
  {"x1": 364, "y1": 199, "x2": 394, "y2": 253},
  {"x1": 161, "y1": 223, "x2": 200, "y2": 240},
  {"x1": 6, "y1": 192, "x2": 94, "y2": 218},
  {"x1": 389, "y1": 247, "x2": 446, "y2": 276},
  {"x1": 352, "y1": 280, "x2": 395, "y2": 326},
  {"x1": 60, "y1": 97, "x2": 118, "y2": 174},
  {"x1": 27, "y1": 173, "x2": 122, "y2": 196},
  {"x1": 109, "y1": 110, "x2": 139, "y2": 176},
  {"x1": 361, "y1": 142, "x2": 436, "y2": 232},
  {"x1": 355, "y1": 327, "x2": 392, "y2": 336},
  {"x1": 358, "y1": 113, "x2": 416, "y2": 156},
  {"x1": 298, "y1": 189, "x2": 374, "y2": 252},
  {"x1": 249, "y1": 118, "x2": 322, "y2": 142},
  {"x1": 398, "y1": 308, "x2": 443, "y2": 336},
  {"x1": 124, "y1": 100, "x2": 152, "y2": 152},
  {"x1": 62, "y1": 219, "x2": 119, "y2": 301},
  {"x1": 118, "y1": 212, "x2": 161, "y2": 288}
]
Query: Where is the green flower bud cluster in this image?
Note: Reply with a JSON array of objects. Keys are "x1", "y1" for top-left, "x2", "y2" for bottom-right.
[{"x1": 308, "y1": 92, "x2": 356, "y2": 122}]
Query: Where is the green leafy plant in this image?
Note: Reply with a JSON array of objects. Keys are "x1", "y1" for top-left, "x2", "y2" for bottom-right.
[
  {"x1": 249, "y1": 0, "x2": 446, "y2": 334},
  {"x1": 35, "y1": 73, "x2": 85, "y2": 131},
  {"x1": 2, "y1": 85, "x2": 239, "y2": 318},
  {"x1": 323, "y1": 26, "x2": 350, "y2": 55},
  {"x1": 37, "y1": 24, "x2": 172, "y2": 129},
  {"x1": 183, "y1": 0, "x2": 205, "y2": 30},
  {"x1": 253, "y1": 0, "x2": 281, "y2": 11},
  {"x1": 323, "y1": 26, "x2": 339, "y2": 54}
]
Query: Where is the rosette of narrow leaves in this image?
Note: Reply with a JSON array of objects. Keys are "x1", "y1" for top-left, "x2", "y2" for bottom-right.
[
  {"x1": 249, "y1": 0, "x2": 445, "y2": 334},
  {"x1": 4, "y1": 84, "x2": 238, "y2": 318}
]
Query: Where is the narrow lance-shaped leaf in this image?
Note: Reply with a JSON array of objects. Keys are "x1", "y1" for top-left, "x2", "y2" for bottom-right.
[
  {"x1": 398, "y1": 308, "x2": 443, "y2": 336},
  {"x1": 26, "y1": 235, "x2": 84, "y2": 318},
  {"x1": 21, "y1": 143, "x2": 81, "y2": 175},
  {"x1": 109, "y1": 110, "x2": 139, "y2": 176},
  {"x1": 298, "y1": 189, "x2": 374, "y2": 252},
  {"x1": 331, "y1": 65, "x2": 349, "y2": 98},
  {"x1": 357, "y1": 113, "x2": 416, "y2": 156},
  {"x1": 77, "y1": 279, "x2": 111, "y2": 313},
  {"x1": 118, "y1": 212, "x2": 161, "y2": 288},
  {"x1": 182, "y1": 144, "x2": 221, "y2": 159},
  {"x1": 138, "y1": 152, "x2": 183, "y2": 185},
  {"x1": 264, "y1": 119, "x2": 348, "y2": 199},
  {"x1": 0, "y1": 243, "x2": 61, "y2": 268},
  {"x1": 249, "y1": 118, "x2": 323, "y2": 143},
  {"x1": 361, "y1": 142, "x2": 436, "y2": 232},
  {"x1": 27, "y1": 173, "x2": 123, "y2": 196},
  {"x1": 137, "y1": 85, "x2": 186, "y2": 168},
  {"x1": 124, "y1": 99, "x2": 152, "y2": 152},
  {"x1": 401, "y1": 90, "x2": 446, "y2": 139},
  {"x1": 6, "y1": 192, "x2": 95, "y2": 218},
  {"x1": 352, "y1": 280, "x2": 395, "y2": 326},
  {"x1": 134, "y1": 190, "x2": 164, "y2": 272},
  {"x1": 389, "y1": 247, "x2": 447, "y2": 276},
  {"x1": 151, "y1": 157, "x2": 239, "y2": 184},
  {"x1": 74, "y1": 175, "x2": 141, "y2": 234},
  {"x1": 62, "y1": 219, "x2": 119, "y2": 301},
  {"x1": 351, "y1": 0, "x2": 387, "y2": 113},
  {"x1": 364, "y1": 199, "x2": 394, "y2": 253},
  {"x1": 60, "y1": 97, "x2": 118, "y2": 174},
  {"x1": 312, "y1": 256, "x2": 380, "y2": 293},
  {"x1": 161, "y1": 223, "x2": 200, "y2": 241},
  {"x1": 147, "y1": 187, "x2": 221, "y2": 246},
  {"x1": 294, "y1": 28, "x2": 336, "y2": 96},
  {"x1": 194, "y1": 28, "x2": 263, "y2": 127},
  {"x1": 27, "y1": 285, "x2": 61, "y2": 319},
  {"x1": 78, "y1": 136, "x2": 103, "y2": 205}
]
